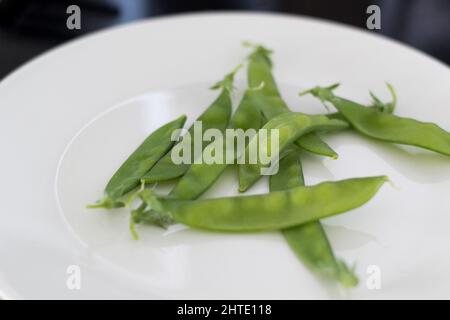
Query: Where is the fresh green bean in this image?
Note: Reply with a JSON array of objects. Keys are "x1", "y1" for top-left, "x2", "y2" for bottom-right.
[
  {"x1": 246, "y1": 44, "x2": 338, "y2": 158},
  {"x1": 302, "y1": 84, "x2": 450, "y2": 156},
  {"x1": 162, "y1": 176, "x2": 387, "y2": 232},
  {"x1": 238, "y1": 112, "x2": 347, "y2": 192},
  {"x1": 141, "y1": 68, "x2": 237, "y2": 183},
  {"x1": 246, "y1": 87, "x2": 287, "y2": 119},
  {"x1": 229, "y1": 91, "x2": 263, "y2": 131},
  {"x1": 270, "y1": 150, "x2": 357, "y2": 287},
  {"x1": 88, "y1": 115, "x2": 187, "y2": 208},
  {"x1": 269, "y1": 148, "x2": 305, "y2": 189},
  {"x1": 169, "y1": 89, "x2": 263, "y2": 200},
  {"x1": 130, "y1": 67, "x2": 255, "y2": 233}
]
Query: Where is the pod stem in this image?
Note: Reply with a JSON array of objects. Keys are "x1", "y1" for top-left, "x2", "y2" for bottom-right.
[
  {"x1": 369, "y1": 83, "x2": 397, "y2": 113},
  {"x1": 299, "y1": 83, "x2": 340, "y2": 111},
  {"x1": 336, "y1": 260, "x2": 359, "y2": 288},
  {"x1": 243, "y1": 41, "x2": 273, "y2": 67},
  {"x1": 126, "y1": 187, "x2": 174, "y2": 238},
  {"x1": 129, "y1": 216, "x2": 139, "y2": 240},
  {"x1": 242, "y1": 41, "x2": 273, "y2": 54},
  {"x1": 299, "y1": 83, "x2": 340, "y2": 98},
  {"x1": 210, "y1": 63, "x2": 242, "y2": 93},
  {"x1": 129, "y1": 202, "x2": 146, "y2": 240},
  {"x1": 86, "y1": 196, "x2": 116, "y2": 209}
]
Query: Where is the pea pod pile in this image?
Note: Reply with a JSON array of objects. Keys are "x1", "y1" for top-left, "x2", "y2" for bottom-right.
[{"x1": 88, "y1": 43, "x2": 450, "y2": 289}]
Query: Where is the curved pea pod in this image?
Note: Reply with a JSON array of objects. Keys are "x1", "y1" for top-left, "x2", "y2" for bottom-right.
[
  {"x1": 245, "y1": 44, "x2": 338, "y2": 159},
  {"x1": 249, "y1": 92, "x2": 341, "y2": 159},
  {"x1": 169, "y1": 89, "x2": 263, "y2": 200},
  {"x1": 303, "y1": 84, "x2": 450, "y2": 156},
  {"x1": 141, "y1": 68, "x2": 237, "y2": 184},
  {"x1": 88, "y1": 115, "x2": 187, "y2": 209},
  {"x1": 162, "y1": 176, "x2": 387, "y2": 232},
  {"x1": 238, "y1": 112, "x2": 347, "y2": 192},
  {"x1": 270, "y1": 150, "x2": 358, "y2": 288}
]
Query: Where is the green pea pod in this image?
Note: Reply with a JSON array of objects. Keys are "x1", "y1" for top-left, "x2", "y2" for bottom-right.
[
  {"x1": 88, "y1": 115, "x2": 187, "y2": 208},
  {"x1": 169, "y1": 89, "x2": 263, "y2": 200},
  {"x1": 141, "y1": 68, "x2": 237, "y2": 183},
  {"x1": 270, "y1": 150, "x2": 358, "y2": 288},
  {"x1": 302, "y1": 84, "x2": 450, "y2": 156},
  {"x1": 229, "y1": 91, "x2": 263, "y2": 131},
  {"x1": 169, "y1": 160, "x2": 229, "y2": 201},
  {"x1": 245, "y1": 43, "x2": 280, "y2": 98},
  {"x1": 247, "y1": 92, "x2": 340, "y2": 159},
  {"x1": 246, "y1": 90, "x2": 288, "y2": 120},
  {"x1": 295, "y1": 133, "x2": 339, "y2": 160},
  {"x1": 283, "y1": 224, "x2": 358, "y2": 288},
  {"x1": 238, "y1": 112, "x2": 347, "y2": 192},
  {"x1": 246, "y1": 44, "x2": 337, "y2": 158},
  {"x1": 269, "y1": 148, "x2": 305, "y2": 188},
  {"x1": 162, "y1": 176, "x2": 387, "y2": 232}
]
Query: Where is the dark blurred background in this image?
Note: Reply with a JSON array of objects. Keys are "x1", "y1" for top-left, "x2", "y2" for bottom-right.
[{"x1": 0, "y1": 0, "x2": 449, "y2": 79}]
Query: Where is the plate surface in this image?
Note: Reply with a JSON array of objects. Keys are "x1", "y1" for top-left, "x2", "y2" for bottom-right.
[{"x1": 1, "y1": 12, "x2": 450, "y2": 299}]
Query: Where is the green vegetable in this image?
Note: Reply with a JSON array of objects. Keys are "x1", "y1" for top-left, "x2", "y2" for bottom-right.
[
  {"x1": 126, "y1": 183, "x2": 175, "y2": 239},
  {"x1": 162, "y1": 176, "x2": 387, "y2": 232},
  {"x1": 270, "y1": 149, "x2": 358, "y2": 288},
  {"x1": 295, "y1": 133, "x2": 340, "y2": 160},
  {"x1": 245, "y1": 43, "x2": 338, "y2": 158},
  {"x1": 238, "y1": 112, "x2": 348, "y2": 192},
  {"x1": 369, "y1": 83, "x2": 397, "y2": 114},
  {"x1": 88, "y1": 115, "x2": 187, "y2": 208},
  {"x1": 169, "y1": 88, "x2": 263, "y2": 200},
  {"x1": 320, "y1": 84, "x2": 396, "y2": 122},
  {"x1": 302, "y1": 84, "x2": 450, "y2": 156},
  {"x1": 87, "y1": 44, "x2": 416, "y2": 291},
  {"x1": 129, "y1": 66, "x2": 255, "y2": 235},
  {"x1": 141, "y1": 67, "x2": 237, "y2": 183}
]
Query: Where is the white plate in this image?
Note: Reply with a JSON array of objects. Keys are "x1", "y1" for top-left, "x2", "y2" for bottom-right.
[{"x1": 1, "y1": 12, "x2": 450, "y2": 299}]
